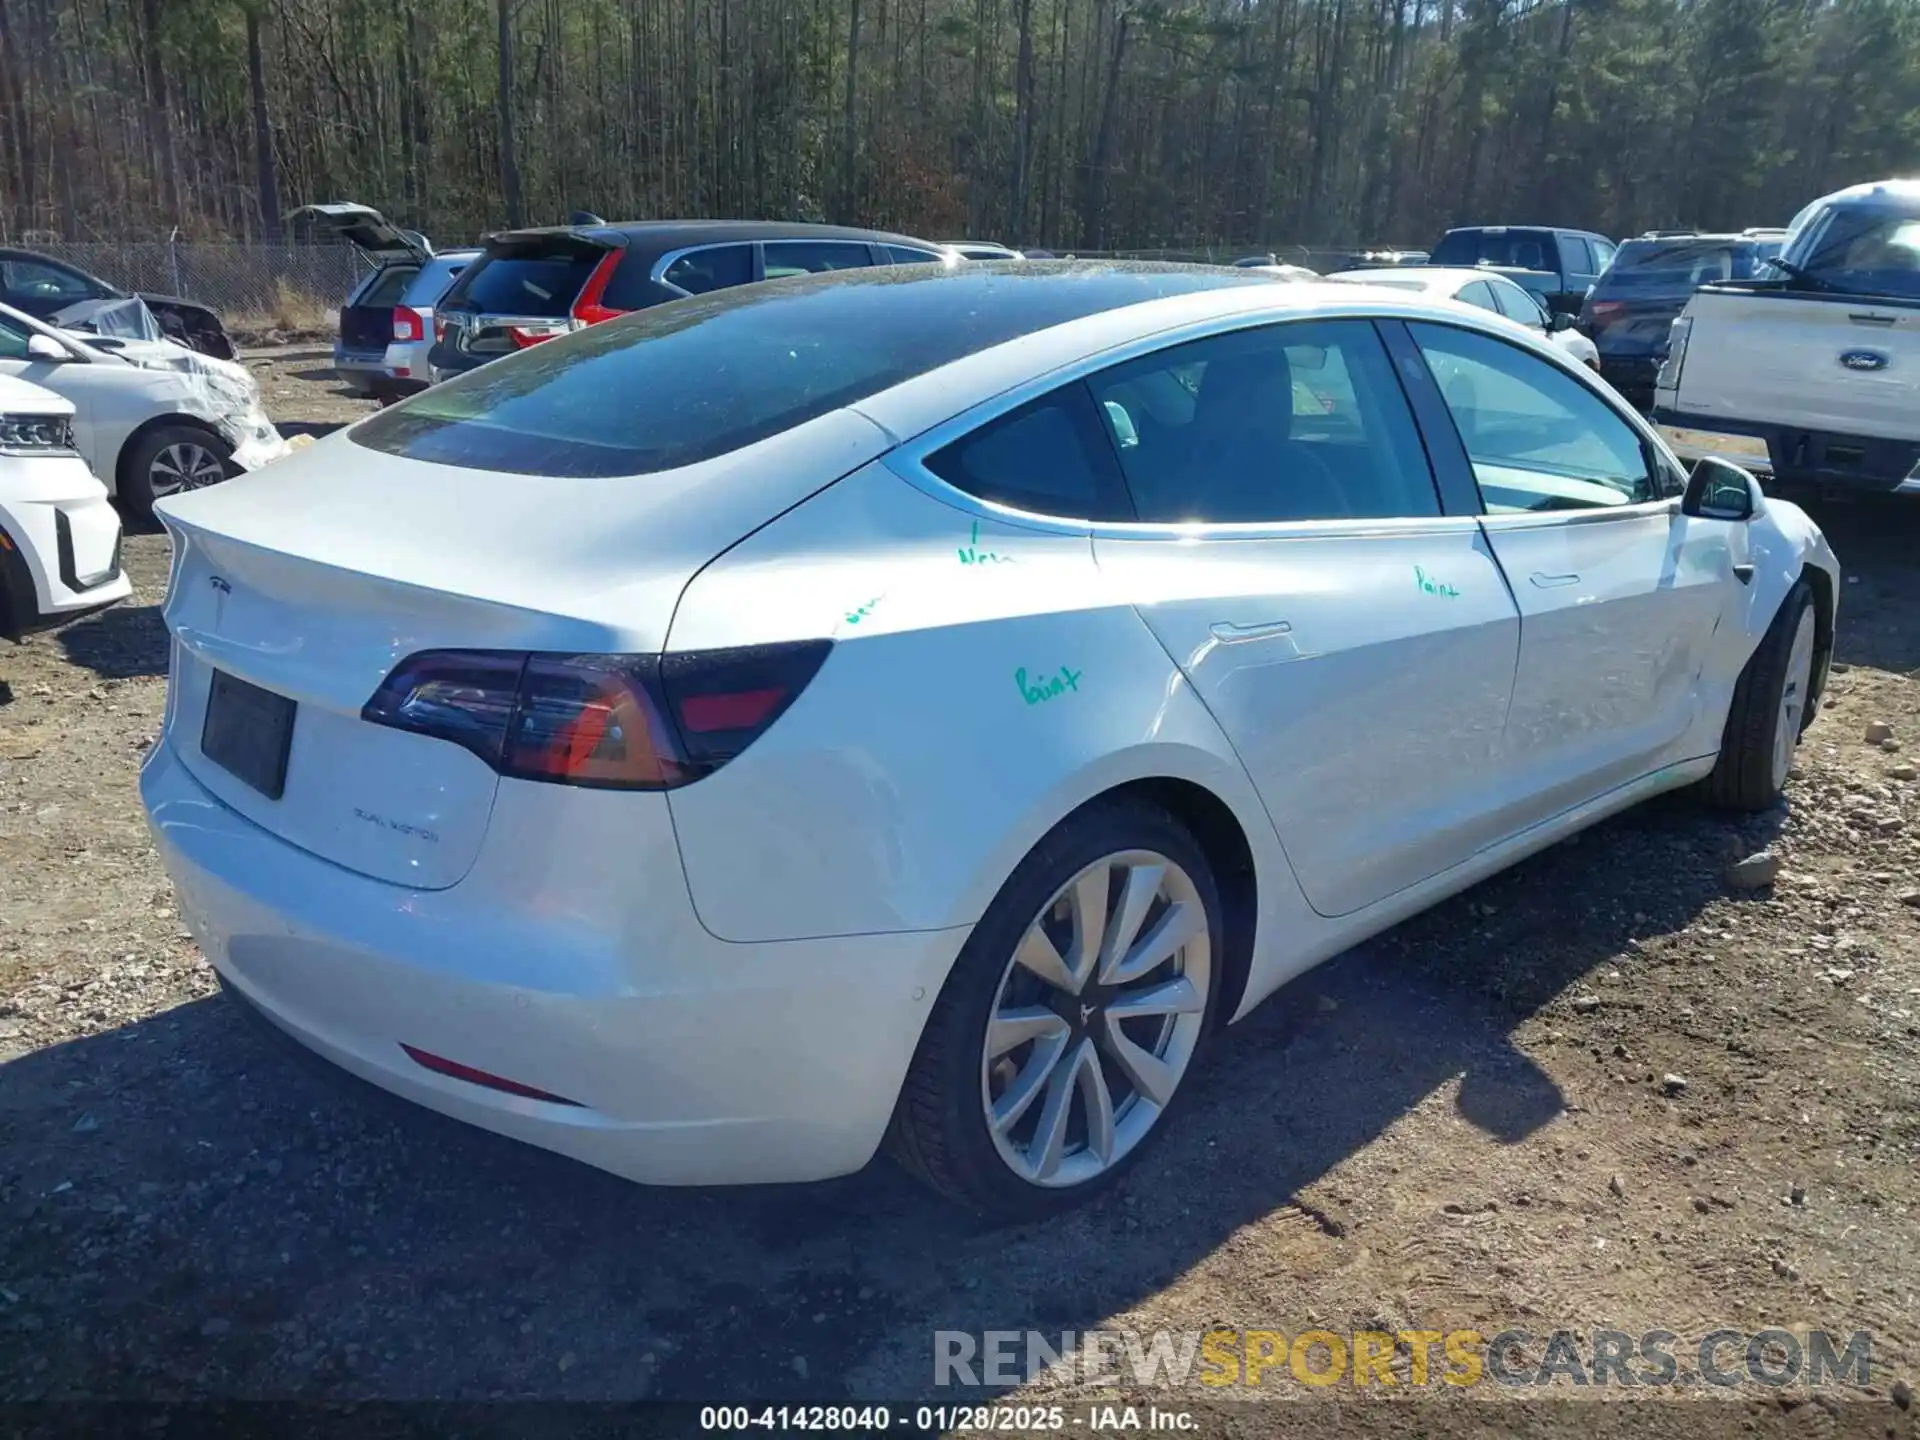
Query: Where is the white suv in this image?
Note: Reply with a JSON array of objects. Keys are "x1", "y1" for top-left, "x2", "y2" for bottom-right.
[
  {"x1": 0, "y1": 375, "x2": 130, "y2": 640},
  {"x1": 0, "y1": 300, "x2": 288, "y2": 521}
]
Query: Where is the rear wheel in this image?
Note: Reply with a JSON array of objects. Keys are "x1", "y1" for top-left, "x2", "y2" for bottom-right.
[
  {"x1": 1704, "y1": 579, "x2": 1819, "y2": 811},
  {"x1": 120, "y1": 425, "x2": 233, "y2": 522},
  {"x1": 887, "y1": 798, "x2": 1223, "y2": 1218}
]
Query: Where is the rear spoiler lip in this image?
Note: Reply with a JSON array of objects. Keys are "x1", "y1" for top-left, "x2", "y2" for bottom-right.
[{"x1": 476, "y1": 227, "x2": 630, "y2": 250}]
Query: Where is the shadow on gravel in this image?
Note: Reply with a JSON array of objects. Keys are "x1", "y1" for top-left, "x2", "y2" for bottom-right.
[
  {"x1": 55, "y1": 602, "x2": 168, "y2": 679},
  {"x1": 0, "y1": 787, "x2": 1781, "y2": 1403},
  {"x1": 1794, "y1": 493, "x2": 1920, "y2": 673}
]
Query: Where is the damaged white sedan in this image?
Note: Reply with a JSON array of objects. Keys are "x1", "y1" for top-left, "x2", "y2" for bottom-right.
[{"x1": 0, "y1": 298, "x2": 287, "y2": 520}]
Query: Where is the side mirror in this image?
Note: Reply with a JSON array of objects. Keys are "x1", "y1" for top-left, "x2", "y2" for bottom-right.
[
  {"x1": 24, "y1": 334, "x2": 70, "y2": 363},
  {"x1": 1549, "y1": 311, "x2": 1576, "y2": 333},
  {"x1": 1682, "y1": 456, "x2": 1761, "y2": 521}
]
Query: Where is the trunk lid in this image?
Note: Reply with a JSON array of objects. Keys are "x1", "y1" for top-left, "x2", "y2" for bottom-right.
[
  {"x1": 287, "y1": 202, "x2": 432, "y2": 263},
  {"x1": 151, "y1": 409, "x2": 891, "y2": 889},
  {"x1": 1675, "y1": 289, "x2": 1920, "y2": 440},
  {"x1": 437, "y1": 233, "x2": 614, "y2": 361}
]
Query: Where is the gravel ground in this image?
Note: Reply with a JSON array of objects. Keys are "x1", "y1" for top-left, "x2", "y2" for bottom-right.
[{"x1": 1, "y1": 355, "x2": 1917, "y2": 1430}]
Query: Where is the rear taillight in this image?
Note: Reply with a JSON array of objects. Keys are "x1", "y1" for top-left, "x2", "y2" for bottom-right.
[
  {"x1": 1587, "y1": 300, "x2": 1624, "y2": 323},
  {"x1": 1656, "y1": 315, "x2": 1693, "y2": 392},
  {"x1": 434, "y1": 316, "x2": 447, "y2": 343},
  {"x1": 393, "y1": 306, "x2": 425, "y2": 342},
  {"x1": 570, "y1": 250, "x2": 625, "y2": 327},
  {"x1": 362, "y1": 642, "x2": 831, "y2": 790},
  {"x1": 507, "y1": 322, "x2": 571, "y2": 349}
]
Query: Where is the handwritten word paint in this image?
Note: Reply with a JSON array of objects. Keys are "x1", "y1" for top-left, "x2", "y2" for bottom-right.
[
  {"x1": 959, "y1": 522, "x2": 1016, "y2": 566},
  {"x1": 1415, "y1": 565, "x2": 1460, "y2": 598},
  {"x1": 844, "y1": 596, "x2": 883, "y2": 625},
  {"x1": 1017, "y1": 665, "x2": 1083, "y2": 706}
]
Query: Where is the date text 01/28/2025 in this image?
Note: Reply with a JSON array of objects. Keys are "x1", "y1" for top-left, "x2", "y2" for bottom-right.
[{"x1": 698, "y1": 1404, "x2": 1198, "y2": 1432}]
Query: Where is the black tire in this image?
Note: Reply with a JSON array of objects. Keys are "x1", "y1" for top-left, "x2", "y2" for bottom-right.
[
  {"x1": 119, "y1": 425, "x2": 235, "y2": 523},
  {"x1": 1703, "y1": 578, "x2": 1818, "y2": 812},
  {"x1": 885, "y1": 796, "x2": 1224, "y2": 1219}
]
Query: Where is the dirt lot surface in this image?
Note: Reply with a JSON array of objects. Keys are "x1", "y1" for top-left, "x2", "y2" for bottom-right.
[{"x1": 1, "y1": 355, "x2": 1917, "y2": 1433}]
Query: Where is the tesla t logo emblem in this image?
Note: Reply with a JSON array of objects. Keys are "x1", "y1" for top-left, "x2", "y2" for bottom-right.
[{"x1": 1839, "y1": 349, "x2": 1890, "y2": 372}]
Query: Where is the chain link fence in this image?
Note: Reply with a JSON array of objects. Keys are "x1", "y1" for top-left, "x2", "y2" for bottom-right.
[{"x1": 29, "y1": 240, "x2": 374, "y2": 319}]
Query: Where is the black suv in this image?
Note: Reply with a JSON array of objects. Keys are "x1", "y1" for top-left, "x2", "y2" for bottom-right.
[
  {"x1": 427, "y1": 220, "x2": 952, "y2": 381},
  {"x1": 1578, "y1": 230, "x2": 1787, "y2": 409},
  {"x1": 0, "y1": 246, "x2": 236, "y2": 357},
  {"x1": 1427, "y1": 225, "x2": 1618, "y2": 318}
]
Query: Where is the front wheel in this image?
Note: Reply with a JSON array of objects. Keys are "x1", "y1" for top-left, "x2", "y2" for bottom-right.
[
  {"x1": 120, "y1": 425, "x2": 234, "y2": 523},
  {"x1": 1704, "y1": 579, "x2": 1819, "y2": 811},
  {"x1": 886, "y1": 798, "x2": 1223, "y2": 1218}
]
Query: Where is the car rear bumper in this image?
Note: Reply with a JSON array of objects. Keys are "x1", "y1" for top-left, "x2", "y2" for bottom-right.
[
  {"x1": 331, "y1": 345, "x2": 390, "y2": 376},
  {"x1": 139, "y1": 737, "x2": 963, "y2": 1186},
  {"x1": 1652, "y1": 407, "x2": 1920, "y2": 493}
]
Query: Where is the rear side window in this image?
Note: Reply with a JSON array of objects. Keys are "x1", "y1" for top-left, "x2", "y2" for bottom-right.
[
  {"x1": 762, "y1": 242, "x2": 875, "y2": 279},
  {"x1": 355, "y1": 265, "x2": 419, "y2": 309},
  {"x1": 1457, "y1": 280, "x2": 1500, "y2": 314},
  {"x1": 924, "y1": 386, "x2": 1132, "y2": 521},
  {"x1": 354, "y1": 263, "x2": 1266, "y2": 478},
  {"x1": 400, "y1": 257, "x2": 475, "y2": 307},
  {"x1": 452, "y1": 242, "x2": 605, "y2": 316},
  {"x1": 1085, "y1": 320, "x2": 1441, "y2": 524},
  {"x1": 1431, "y1": 229, "x2": 1557, "y2": 273},
  {"x1": 653, "y1": 245, "x2": 755, "y2": 299},
  {"x1": 1557, "y1": 236, "x2": 1595, "y2": 274},
  {"x1": 1491, "y1": 279, "x2": 1544, "y2": 324},
  {"x1": 886, "y1": 245, "x2": 947, "y2": 265}
]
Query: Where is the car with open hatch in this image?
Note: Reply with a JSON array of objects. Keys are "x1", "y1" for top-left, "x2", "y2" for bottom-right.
[{"x1": 140, "y1": 261, "x2": 1839, "y2": 1217}]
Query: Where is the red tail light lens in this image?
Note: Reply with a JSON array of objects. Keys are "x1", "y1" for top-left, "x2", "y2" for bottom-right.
[
  {"x1": 1587, "y1": 301, "x2": 1625, "y2": 321},
  {"x1": 392, "y1": 306, "x2": 425, "y2": 342},
  {"x1": 362, "y1": 642, "x2": 831, "y2": 790},
  {"x1": 434, "y1": 316, "x2": 447, "y2": 343},
  {"x1": 507, "y1": 322, "x2": 571, "y2": 349},
  {"x1": 570, "y1": 249, "x2": 626, "y2": 327}
]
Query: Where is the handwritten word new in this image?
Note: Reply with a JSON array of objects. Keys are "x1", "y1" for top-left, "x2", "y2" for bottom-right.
[
  {"x1": 1017, "y1": 665, "x2": 1083, "y2": 705},
  {"x1": 959, "y1": 523, "x2": 1015, "y2": 566},
  {"x1": 1415, "y1": 565, "x2": 1460, "y2": 598},
  {"x1": 844, "y1": 596, "x2": 883, "y2": 625}
]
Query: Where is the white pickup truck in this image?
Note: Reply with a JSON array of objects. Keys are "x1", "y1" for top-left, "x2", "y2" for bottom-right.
[{"x1": 1654, "y1": 179, "x2": 1920, "y2": 496}]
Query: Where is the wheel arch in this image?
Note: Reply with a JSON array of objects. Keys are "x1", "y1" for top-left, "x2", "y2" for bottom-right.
[
  {"x1": 113, "y1": 413, "x2": 228, "y2": 499},
  {"x1": 1799, "y1": 556, "x2": 1837, "y2": 721}
]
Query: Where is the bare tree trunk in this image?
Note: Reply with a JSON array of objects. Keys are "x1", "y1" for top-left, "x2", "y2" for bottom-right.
[
  {"x1": 140, "y1": 0, "x2": 181, "y2": 221},
  {"x1": 247, "y1": 4, "x2": 282, "y2": 240},
  {"x1": 497, "y1": 0, "x2": 524, "y2": 226},
  {"x1": 1009, "y1": 0, "x2": 1035, "y2": 240},
  {"x1": 1080, "y1": 6, "x2": 1130, "y2": 249},
  {"x1": 841, "y1": 0, "x2": 861, "y2": 221}
]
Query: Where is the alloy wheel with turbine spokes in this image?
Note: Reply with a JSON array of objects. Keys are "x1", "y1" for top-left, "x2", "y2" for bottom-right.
[
  {"x1": 148, "y1": 440, "x2": 228, "y2": 497},
  {"x1": 981, "y1": 850, "x2": 1212, "y2": 1189}
]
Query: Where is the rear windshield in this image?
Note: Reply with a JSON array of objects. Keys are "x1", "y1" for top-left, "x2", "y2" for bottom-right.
[
  {"x1": 446, "y1": 240, "x2": 607, "y2": 317},
  {"x1": 351, "y1": 263, "x2": 1272, "y2": 478},
  {"x1": 401, "y1": 254, "x2": 480, "y2": 307},
  {"x1": 1784, "y1": 200, "x2": 1920, "y2": 300},
  {"x1": 1430, "y1": 229, "x2": 1558, "y2": 271},
  {"x1": 1597, "y1": 239, "x2": 1772, "y2": 290}
]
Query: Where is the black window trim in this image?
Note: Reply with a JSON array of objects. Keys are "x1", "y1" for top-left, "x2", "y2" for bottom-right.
[
  {"x1": 888, "y1": 311, "x2": 1482, "y2": 540},
  {"x1": 1396, "y1": 316, "x2": 1683, "y2": 527}
]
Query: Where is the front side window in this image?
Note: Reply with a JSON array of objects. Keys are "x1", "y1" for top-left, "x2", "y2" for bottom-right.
[
  {"x1": 657, "y1": 245, "x2": 755, "y2": 298},
  {"x1": 1410, "y1": 321, "x2": 1657, "y2": 512},
  {"x1": 0, "y1": 314, "x2": 31, "y2": 359},
  {"x1": 1084, "y1": 319, "x2": 1441, "y2": 524},
  {"x1": 762, "y1": 242, "x2": 875, "y2": 280}
]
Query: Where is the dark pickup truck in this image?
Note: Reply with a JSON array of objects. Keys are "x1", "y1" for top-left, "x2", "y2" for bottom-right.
[{"x1": 1427, "y1": 225, "x2": 1618, "y2": 319}]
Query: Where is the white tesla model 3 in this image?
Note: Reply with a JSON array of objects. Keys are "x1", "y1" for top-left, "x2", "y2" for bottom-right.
[{"x1": 140, "y1": 263, "x2": 1840, "y2": 1217}]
